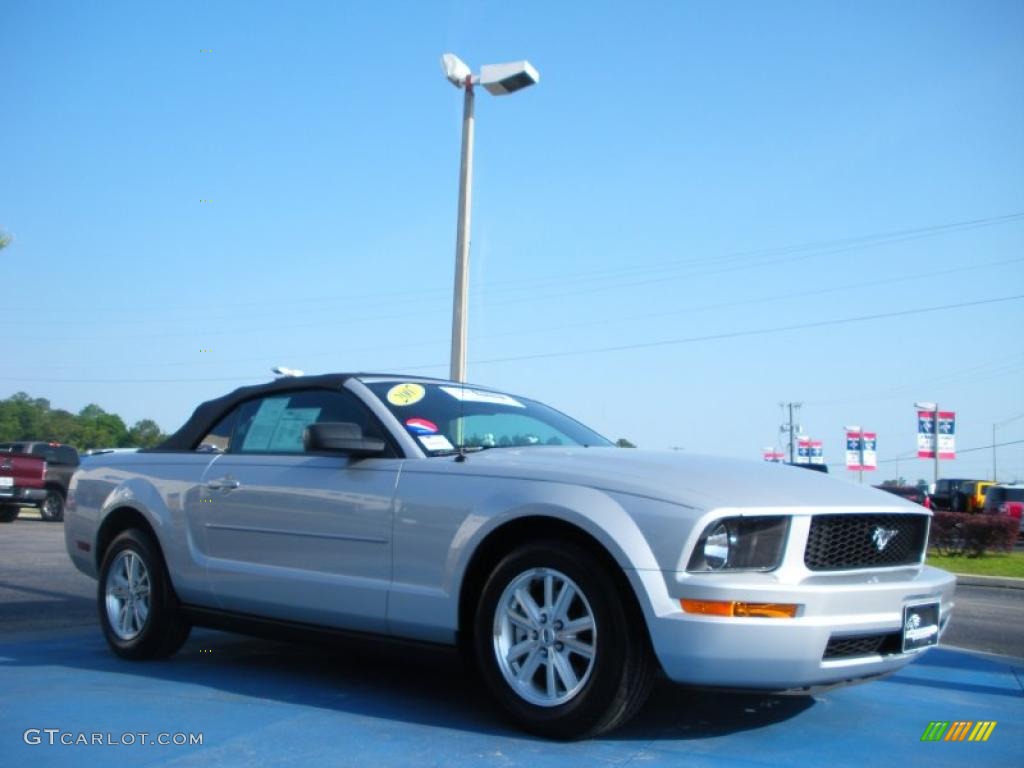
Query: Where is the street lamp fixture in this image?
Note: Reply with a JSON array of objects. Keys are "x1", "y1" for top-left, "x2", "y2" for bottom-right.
[{"x1": 441, "y1": 52, "x2": 539, "y2": 382}]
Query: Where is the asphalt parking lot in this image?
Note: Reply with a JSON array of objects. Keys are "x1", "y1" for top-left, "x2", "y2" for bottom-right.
[{"x1": 1, "y1": 516, "x2": 1022, "y2": 766}]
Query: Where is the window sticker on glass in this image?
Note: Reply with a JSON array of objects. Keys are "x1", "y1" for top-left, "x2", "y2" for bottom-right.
[
  {"x1": 439, "y1": 386, "x2": 524, "y2": 408},
  {"x1": 419, "y1": 434, "x2": 454, "y2": 452},
  {"x1": 387, "y1": 383, "x2": 426, "y2": 406},
  {"x1": 405, "y1": 417, "x2": 438, "y2": 435},
  {"x1": 242, "y1": 398, "x2": 290, "y2": 451},
  {"x1": 267, "y1": 408, "x2": 322, "y2": 452}
]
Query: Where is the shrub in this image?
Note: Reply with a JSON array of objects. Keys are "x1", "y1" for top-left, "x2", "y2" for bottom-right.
[{"x1": 928, "y1": 511, "x2": 1018, "y2": 557}]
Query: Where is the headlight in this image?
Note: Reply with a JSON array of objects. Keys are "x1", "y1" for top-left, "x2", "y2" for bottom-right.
[
  {"x1": 687, "y1": 516, "x2": 789, "y2": 572},
  {"x1": 703, "y1": 522, "x2": 731, "y2": 570}
]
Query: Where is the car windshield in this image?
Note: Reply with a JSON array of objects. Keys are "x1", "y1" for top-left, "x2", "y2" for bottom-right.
[{"x1": 363, "y1": 380, "x2": 613, "y2": 455}]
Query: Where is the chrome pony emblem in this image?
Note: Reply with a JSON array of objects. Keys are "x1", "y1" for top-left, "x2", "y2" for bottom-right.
[{"x1": 872, "y1": 526, "x2": 898, "y2": 551}]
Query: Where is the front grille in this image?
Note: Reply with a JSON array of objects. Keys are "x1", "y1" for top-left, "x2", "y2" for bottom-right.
[
  {"x1": 805, "y1": 514, "x2": 928, "y2": 571},
  {"x1": 824, "y1": 632, "x2": 903, "y2": 659}
]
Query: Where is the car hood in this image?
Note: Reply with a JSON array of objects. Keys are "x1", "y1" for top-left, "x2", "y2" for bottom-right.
[{"x1": 415, "y1": 447, "x2": 918, "y2": 512}]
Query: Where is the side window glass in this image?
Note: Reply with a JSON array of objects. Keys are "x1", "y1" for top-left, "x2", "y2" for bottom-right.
[
  {"x1": 197, "y1": 409, "x2": 239, "y2": 453},
  {"x1": 55, "y1": 446, "x2": 79, "y2": 466},
  {"x1": 31, "y1": 444, "x2": 57, "y2": 462},
  {"x1": 231, "y1": 389, "x2": 387, "y2": 455}
]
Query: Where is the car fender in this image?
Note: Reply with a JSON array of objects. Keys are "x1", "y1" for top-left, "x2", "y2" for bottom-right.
[{"x1": 446, "y1": 483, "x2": 679, "y2": 632}]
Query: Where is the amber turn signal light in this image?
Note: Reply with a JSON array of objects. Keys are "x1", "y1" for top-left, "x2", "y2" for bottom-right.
[{"x1": 681, "y1": 599, "x2": 799, "y2": 619}]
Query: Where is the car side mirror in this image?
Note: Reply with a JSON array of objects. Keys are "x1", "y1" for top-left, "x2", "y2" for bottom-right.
[{"x1": 303, "y1": 422, "x2": 386, "y2": 457}]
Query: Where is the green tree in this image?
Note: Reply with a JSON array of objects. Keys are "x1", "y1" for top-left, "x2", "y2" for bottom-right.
[
  {"x1": 128, "y1": 419, "x2": 164, "y2": 448},
  {"x1": 615, "y1": 438, "x2": 637, "y2": 448},
  {"x1": 75, "y1": 404, "x2": 129, "y2": 449},
  {"x1": 0, "y1": 393, "x2": 164, "y2": 449}
]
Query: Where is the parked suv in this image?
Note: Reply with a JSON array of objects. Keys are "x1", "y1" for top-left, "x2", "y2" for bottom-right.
[
  {"x1": 0, "y1": 442, "x2": 79, "y2": 521},
  {"x1": 930, "y1": 478, "x2": 972, "y2": 511},
  {"x1": 959, "y1": 480, "x2": 994, "y2": 513},
  {"x1": 983, "y1": 484, "x2": 1024, "y2": 534}
]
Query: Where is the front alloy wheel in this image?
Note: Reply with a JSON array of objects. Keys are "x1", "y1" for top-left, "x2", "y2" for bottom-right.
[
  {"x1": 474, "y1": 539, "x2": 655, "y2": 740},
  {"x1": 493, "y1": 568, "x2": 596, "y2": 708}
]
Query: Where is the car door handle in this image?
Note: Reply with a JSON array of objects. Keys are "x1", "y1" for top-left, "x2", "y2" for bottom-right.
[{"x1": 205, "y1": 477, "x2": 240, "y2": 491}]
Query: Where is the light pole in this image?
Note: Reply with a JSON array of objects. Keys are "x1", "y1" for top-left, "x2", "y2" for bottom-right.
[{"x1": 441, "y1": 53, "x2": 539, "y2": 382}]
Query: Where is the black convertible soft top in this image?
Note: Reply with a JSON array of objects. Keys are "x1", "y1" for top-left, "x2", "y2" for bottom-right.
[
  {"x1": 157, "y1": 372, "x2": 455, "y2": 451},
  {"x1": 157, "y1": 373, "x2": 355, "y2": 451}
]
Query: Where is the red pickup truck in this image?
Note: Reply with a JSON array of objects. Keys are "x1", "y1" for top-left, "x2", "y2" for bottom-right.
[{"x1": 0, "y1": 453, "x2": 47, "y2": 522}]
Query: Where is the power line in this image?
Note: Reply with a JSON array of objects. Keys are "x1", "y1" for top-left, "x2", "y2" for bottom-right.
[
  {"x1": 19, "y1": 255, "x2": 1024, "y2": 367},
  {"x1": 7, "y1": 294, "x2": 1020, "y2": 384},
  {"x1": 958, "y1": 439, "x2": 1024, "y2": 455},
  {"x1": 806, "y1": 352, "x2": 1024, "y2": 407},
  {"x1": 876, "y1": 440, "x2": 1024, "y2": 463},
  {"x1": 8, "y1": 211, "x2": 1024, "y2": 324},
  {"x1": 453, "y1": 294, "x2": 1024, "y2": 368}
]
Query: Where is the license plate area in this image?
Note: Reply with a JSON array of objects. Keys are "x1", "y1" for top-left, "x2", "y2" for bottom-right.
[{"x1": 902, "y1": 601, "x2": 940, "y2": 652}]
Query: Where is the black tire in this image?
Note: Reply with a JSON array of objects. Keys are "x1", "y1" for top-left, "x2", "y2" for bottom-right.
[
  {"x1": 98, "y1": 528, "x2": 191, "y2": 660},
  {"x1": 473, "y1": 539, "x2": 655, "y2": 740},
  {"x1": 40, "y1": 490, "x2": 65, "y2": 522},
  {"x1": 0, "y1": 505, "x2": 19, "y2": 523}
]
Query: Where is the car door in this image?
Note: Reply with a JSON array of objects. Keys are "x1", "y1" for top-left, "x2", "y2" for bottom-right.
[{"x1": 193, "y1": 388, "x2": 402, "y2": 633}]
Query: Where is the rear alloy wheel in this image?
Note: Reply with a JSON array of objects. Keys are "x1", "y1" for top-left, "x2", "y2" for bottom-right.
[
  {"x1": 98, "y1": 529, "x2": 191, "y2": 659},
  {"x1": 474, "y1": 540, "x2": 655, "y2": 740},
  {"x1": 0, "y1": 505, "x2": 19, "y2": 523},
  {"x1": 40, "y1": 490, "x2": 64, "y2": 522}
]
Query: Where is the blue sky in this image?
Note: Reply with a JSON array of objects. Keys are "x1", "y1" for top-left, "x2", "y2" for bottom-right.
[{"x1": 2, "y1": 0, "x2": 1022, "y2": 482}]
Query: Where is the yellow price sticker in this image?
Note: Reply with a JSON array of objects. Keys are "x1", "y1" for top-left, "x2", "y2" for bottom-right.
[{"x1": 387, "y1": 383, "x2": 426, "y2": 407}]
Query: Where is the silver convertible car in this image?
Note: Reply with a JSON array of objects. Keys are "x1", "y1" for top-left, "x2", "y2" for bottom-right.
[{"x1": 66, "y1": 374, "x2": 955, "y2": 738}]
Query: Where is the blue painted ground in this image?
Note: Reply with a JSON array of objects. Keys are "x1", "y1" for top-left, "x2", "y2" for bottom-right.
[{"x1": 0, "y1": 628, "x2": 1020, "y2": 767}]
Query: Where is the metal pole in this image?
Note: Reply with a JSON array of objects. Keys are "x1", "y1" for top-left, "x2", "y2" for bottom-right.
[
  {"x1": 992, "y1": 423, "x2": 997, "y2": 481},
  {"x1": 788, "y1": 403, "x2": 795, "y2": 463},
  {"x1": 449, "y1": 79, "x2": 475, "y2": 382},
  {"x1": 933, "y1": 404, "x2": 940, "y2": 487},
  {"x1": 859, "y1": 430, "x2": 864, "y2": 484}
]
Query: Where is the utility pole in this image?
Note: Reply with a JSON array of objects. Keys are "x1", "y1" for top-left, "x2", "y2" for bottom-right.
[{"x1": 779, "y1": 402, "x2": 802, "y2": 463}]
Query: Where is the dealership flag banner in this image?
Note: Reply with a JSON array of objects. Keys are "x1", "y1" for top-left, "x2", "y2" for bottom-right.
[
  {"x1": 917, "y1": 411, "x2": 956, "y2": 459},
  {"x1": 762, "y1": 448, "x2": 785, "y2": 463},
  {"x1": 795, "y1": 438, "x2": 823, "y2": 465},
  {"x1": 862, "y1": 432, "x2": 877, "y2": 470},
  {"x1": 809, "y1": 440, "x2": 824, "y2": 465},
  {"x1": 846, "y1": 430, "x2": 863, "y2": 471},
  {"x1": 796, "y1": 438, "x2": 811, "y2": 464},
  {"x1": 845, "y1": 429, "x2": 876, "y2": 471}
]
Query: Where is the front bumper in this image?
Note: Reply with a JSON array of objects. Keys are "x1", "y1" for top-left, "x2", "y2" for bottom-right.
[
  {"x1": 0, "y1": 487, "x2": 47, "y2": 507},
  {"x1": 639, "y1": 564, "x2": 955, "y2": 689}
]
